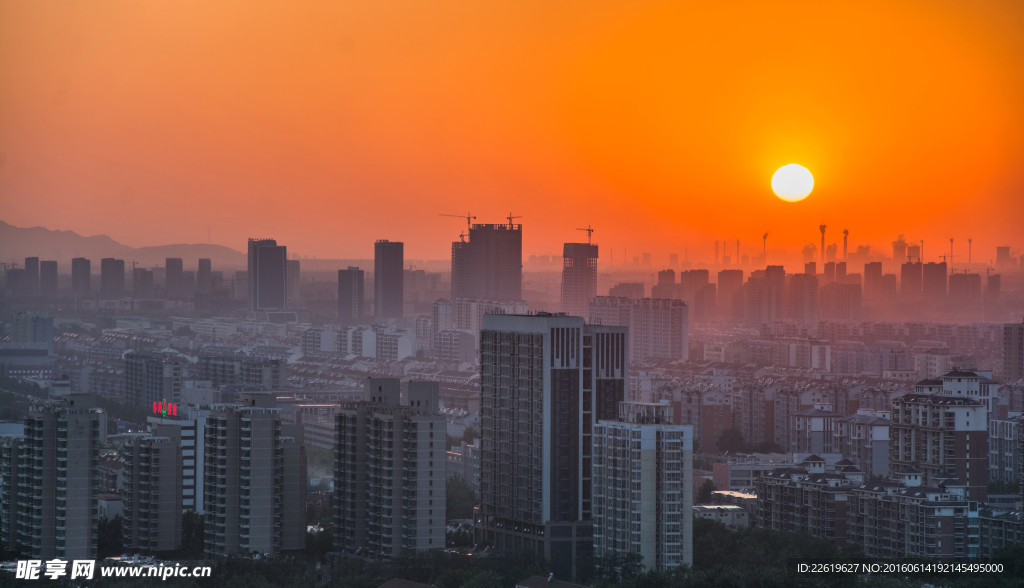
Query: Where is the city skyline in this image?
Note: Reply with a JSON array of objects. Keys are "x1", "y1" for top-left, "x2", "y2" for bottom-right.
[{"x1": 2, "y1": 1, "x2": 1024, "y2": 261}]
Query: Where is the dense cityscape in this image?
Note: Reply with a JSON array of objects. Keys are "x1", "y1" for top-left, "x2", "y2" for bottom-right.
[{"x1": 1, "y1": 220, "x2": 1024, "y2": 586}]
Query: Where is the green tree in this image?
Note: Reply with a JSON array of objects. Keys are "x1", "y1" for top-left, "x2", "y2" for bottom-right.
[
  {"x1": 696, "y1": 479, "x2": 717, "y2": 504},
  {"x1": 446, "y1": 476, "x2": 477, "y2": 519},
  {"x1": 717, "y1": 427, "x2": 746, "y2": 453}
]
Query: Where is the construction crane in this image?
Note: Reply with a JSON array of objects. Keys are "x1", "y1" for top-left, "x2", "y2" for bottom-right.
[
  {"x1": 439, "y1": 212, "x2": 476, "y2": 241},
  {"x1": 507, "y1": 212, "x2": 522, "y2": 229},
  {"x1": 577, "y1": 225, "x2": 595, "y2": 244}
]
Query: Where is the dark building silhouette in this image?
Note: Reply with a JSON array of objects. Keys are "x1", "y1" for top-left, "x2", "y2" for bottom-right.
[
  {"x1": 608, "y1": 282, "x2": 644, "y2": 299},
  {"x1": 374, "y1": 240, "x2": 404, "y2": 321},
  {"x1": 787, "y1": 273, "x2": 819, "y2": 324},
  {"x1": 717, "y1": 269, "x2": 744, "y2": 319},
  {"x1": 451, "y1": 223, "x2": 523, "y2": 301},
  {"x1": 1005, "y1": 319, "x2": 1024, "y2": 382},
  {"x1": 900, "y1": 261, "x2": 922, "y2": 299},
  {"x1": 23, "y1": 257, "x2": 39, "y2": 297},
  {"x1": 39, "y1": 261, "x2": 57, "y2": 298},
  {"x1": 100, "y1": 258, "x2": 125, "y2": 299},
  {"x1": 561, "y1": 243, "x2": 599, "y2": 317},
  {"x1": 949, "y1": 273, "x2": 982, "y2": 306},
  {"x1": 197, "y1": 258, "x2": 212, "y2": 294},
  {"x1": 863, "y1": 262, "x2": 882, "y2": 300},
  {"x1": 922, "y1": 262, "x2": 947, "y2": 301},
  {"x1": 248, "y1": 238, "x2": 287, "y2": 311},
  {"x1": 72, "y1": 257, "x2": 91, "y2": 298},
  {"x1": 165, "y1": 258, "x2": 184, "y2": 299},
  {"x1": 133, "y1": 268, "x2": 155, "y2": 298},
  {"x1": 286, "y1": 259, "x2": 301, "y2": 302},
  {"x1": 338, "y1": 266, "x2": 365, "y2": 324}
]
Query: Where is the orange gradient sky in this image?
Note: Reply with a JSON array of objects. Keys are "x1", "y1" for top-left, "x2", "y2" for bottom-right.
[{"x1": 2, "y1": 0, "x2": 1023, "y2": 265}]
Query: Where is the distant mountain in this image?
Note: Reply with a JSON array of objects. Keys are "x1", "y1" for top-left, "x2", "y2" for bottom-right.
[{"x1": 0, "y1": 221, "x2": 247, "y2": 270}]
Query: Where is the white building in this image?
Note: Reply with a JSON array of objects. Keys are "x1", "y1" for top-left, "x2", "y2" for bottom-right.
[{"x1": 592, "y1": 401, "x2": 693, "y2": 571}]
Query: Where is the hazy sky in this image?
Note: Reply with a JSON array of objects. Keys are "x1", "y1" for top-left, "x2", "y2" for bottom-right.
[{"x1": 2, "y1": 0, "x2": 1023, "y2": 263}]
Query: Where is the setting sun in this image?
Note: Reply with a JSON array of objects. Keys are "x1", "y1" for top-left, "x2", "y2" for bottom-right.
[{"x1": 772, "y1": 164, "x2": 815, "y2": 202}]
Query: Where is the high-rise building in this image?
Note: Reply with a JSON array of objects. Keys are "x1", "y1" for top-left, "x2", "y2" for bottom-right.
[
  {"x1": 589, "y1": 297, "x2": 688, "y2": 362},
  {"x1": 72, "y1": 257, "x2": 91, "y2": 298},
  {"x1": 477, "y1": 314, "x2": 627, "y2": 580},
  {"x1": 165, "y1": 258, "x2": 184, "y2": 299},
  {"x1": 863, "y1": 262, "x2": 882, "y2": 300},
  {"x1": 197, "y1": 258, "x2": 212, "y2": 294},
  {"x1": 716, "y1": 269, "x2": 744, "y2": 319},
  {"x1": 125, "y1": 352, "x2": 186, "y2": 407},
  {"x1": 133, "y1": 268, "x2": 155, "y2": 298},
  {"x1": 900, "y1": 261, "x2": 922, "y2": 299},
  {"x1": 286, "y1": 259, "x2": 301, "y2": 302},
  {"x1": 1005, "y1": 319, "x2": 1024, "y2": 382},
  {"x1": 23, "y1": 257, "x2": 39, "y2": 297},
  {"x1": 592, "y1": 402, "x2": 693, "y2": 571},
  {"x1": 203, "y1": 392, "x2": 306, "y2": 556},
  {"x1": 196, "y1": 351, "x2": 286, "y2": 390},
  {"x1": 122, "y1": 434, "x2": 182, "y2": 553},
  {"x1": 0, "y1": 395, "x2": 103, "y2": 559},
  {"x1": 374, "y1": 240, "x2": 404, "y2": 321},
  {"x1": 922, "y1": 261, "x2": 947, "y2": 301},
  {"x1": 787, "y1": 273, "x2": 818, "y2": 324},
  {"x1": 334, "y1": 379, "x2": 447, "y2": 557},
  {"x1": 248, "y1": 238, "x2": 288, "y2": 311},
  {"x1": 100, "y1": 258, "x2": 125, "y2": 299},
  {"x1": 561, "y1": 242, "x2": 598, "y2": 317},
  {"x1": 451, "y1": 223, "x2": 523, "y2": 301},
  {"x1": 39, "y1": 261, "x2": 57, "y2": 298},
  {"x1": 338, "y1": 267, "x2": 365, "y2": 324}
]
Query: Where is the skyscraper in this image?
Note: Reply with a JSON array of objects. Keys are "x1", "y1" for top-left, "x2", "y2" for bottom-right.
[
  {"x1": 72, "y1": 257, "x2": 91, "y2": 298},
  {"x1": 374, "y1": 240, "x2": 404, "y2": 321},
  {"x1": 39, "y1": 261, "x2": 57, "y2": 298},
  {"x1": 165, "y1": 257, "x2": 184, "y2": 299},
  {"x1": 477, "y1": 313, "x2": 627, "y2": 580},
  {"x1": 99, "y1": 258, "x2": 125, "y2": 299},
  {"x1": 334, "y1": 379, "x2": 447, "y2": 557},
  {"x1": 338, "y1": 267, "x2": 365, "y2": 324},
  {"x1": 1005, "y1": 319, "x2": 1024, "y2": 382},
  {"x1": 561, "y1": 242, "x2": 599, "y2": 317},
  {"x1": 248, "y1": 238, "x2": 288, "y2": 311},
  {"x1": 23, "y1": 257, "x2": 39, "y2": 297},
  {"x1": 197, "y1": 258, "x2": 212, "y2": 294},
  {"x1": 451, "y1": 222, "x2": 523, "y2": 301}
]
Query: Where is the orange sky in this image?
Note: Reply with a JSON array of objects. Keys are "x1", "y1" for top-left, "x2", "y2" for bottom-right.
[{"x1": 2, "y1": 0, "x2": 1023, "y2": 265}]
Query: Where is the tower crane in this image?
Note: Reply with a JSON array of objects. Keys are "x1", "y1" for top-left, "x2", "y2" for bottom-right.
[
  {"x1": 577, "y1": 225, "x2": 595, "y2": 244},
  {"x1": 439, "y1": 212, "x2": 476, "y2": 241},
  {"x1": 507, "y1": 212, "x2": 522, "y2": 229}
]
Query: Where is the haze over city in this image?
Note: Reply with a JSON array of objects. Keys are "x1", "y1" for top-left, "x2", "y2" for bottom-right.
[
  {"x1": 3, "y1": 0, "x2": 1024, "y2": 263},
  {"x1": 4, "y1": 2, "x2": 1024, "y2": 587}
]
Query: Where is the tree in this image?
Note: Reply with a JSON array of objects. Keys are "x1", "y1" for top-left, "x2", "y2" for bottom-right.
[
  {"x1": 696, "y1": 479, "x2": 717, "y2": 504},
  {"x1": 446, "y1": 476, "x2": 477, "y2": 519},
  {"x1": 716, "y1": 427, "x2": 746, "y2": 454},
  {"x1": 98, "y1": 516, "x2": 123, "y2": 559},
  {"x1": 177, "y1": 511, "x2": 205, "y2": 559},
  {"x1": 462, "y1": 426, "x2": 479, "y2": 443}
]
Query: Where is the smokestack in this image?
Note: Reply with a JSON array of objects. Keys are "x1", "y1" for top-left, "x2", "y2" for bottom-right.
[
  {"x1": 968, "y1": 238, "x2": 972, "y2": 264},
  {"x1": 736, "y1": 239, "x2": 740, "y2": 265},
  {"x1": 819, "y1": 225, "x2": 827, "y2": 264},
  {"x1": 762, "y1": 233, "x2": 768, "y2": 266},
  {"x1": 842, "y1": 229, "x2": 849, "y2": 260},
  {"x1": 715, "y1": 241, "x2": 719, "y2": 265},
  {"x1": 950, "y1": 238, "x2": 954, "y2": 267},
  {"x1": 920, "y1": 240, "x2": 924, "y2": 262}
]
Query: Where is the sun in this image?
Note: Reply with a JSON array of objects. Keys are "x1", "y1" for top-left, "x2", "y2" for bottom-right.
[{"x1": 772, "y1": 164, "x2": 814, "y2": 202}]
